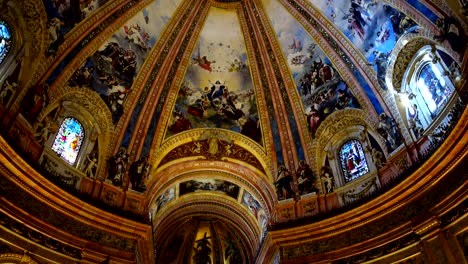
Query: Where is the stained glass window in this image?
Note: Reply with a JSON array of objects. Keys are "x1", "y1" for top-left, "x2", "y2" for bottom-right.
[
  {"x1": 339, "y1": 140, "x2": 369, "y2": 183},
  {"x1": 0, "y1": 21, "x2": 12, "y2": 65},
  {"x1": 51, "y1": 117, "x2": 85, "y2": 165}
]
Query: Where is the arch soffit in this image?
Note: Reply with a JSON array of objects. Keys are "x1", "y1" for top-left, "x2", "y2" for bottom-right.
[
  {"x1": 146, "y1": 164, "x2": 275, "y2": 220},
  {"x1": 390, "y1": 36, "x2": 435, "y2": 93},
  {"x1": 153, "y1": 194, "x2": 261, "y2": 253},
  {"x1": 315, "y1": 108, "x2": 378, "y2": 148}
]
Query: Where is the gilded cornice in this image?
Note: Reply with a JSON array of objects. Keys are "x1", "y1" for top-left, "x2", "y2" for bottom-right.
[
  {"x1": 0, "y1": 136, "x2": 151, "y2": 251},
  {"x1": 0, "y1": 253, "x2": 37, "y2": 264},
  {"x1": 0, "y1": 210, "x2": 82, "y2": 260},
  {"x1": 271, "y1": 107, "x2": 468, "y2": 260}
]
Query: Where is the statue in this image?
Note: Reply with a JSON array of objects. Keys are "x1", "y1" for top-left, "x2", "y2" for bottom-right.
[
  {"x1": 108, "y1": 147, "x2": 129, "y2": 186},
  {"x1": 129, "y1": 156, "x2": 150, "y2": 191},
  {"x1": 434, "y1": 17, "x2": 467, "y2": 55},
  {"x1": 295, "y1": 160, "x2": 318, "y2": 195},
  {"x1": 0, "y1": 80, "x2": 17, "y2": 105},
  {"x1": 84, "y1": 154, "x2": 98, "y2": 178},
  {"x1": 274, "y1": 165, "x2": 295, "y2": 200},
  {"x1": 321, "y1": 166, "x2": 334, "y2": 194},
  {"x1": 408, "y1": 104, "x2": 424, "y2": 139},
  {"x1": 34, "y1": 117, "x2": 54, "y2": 145},
  {"x1": 191, "y1": 140, "x2": 202, "y2": 154},
  {"x1": 377, "y1": 113, "x2": 401, "y2": 152}
]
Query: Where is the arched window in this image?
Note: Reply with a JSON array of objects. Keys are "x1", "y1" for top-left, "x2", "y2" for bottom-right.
[
  {"x1": 51, "y1": 117, "x2": 85, "y2": 165},
  {"x1": 339, "y1": 140, "x2": 369, "y2": 183},
  {"x1": 415, "y1": 63, "x2": 455, "y2": 118},
  {"x1": 0, "y1": 21, "x2": 12, "y2": 65},
  {"x1": 402, "y1": 46, "x2": 458, "y2": 135}
]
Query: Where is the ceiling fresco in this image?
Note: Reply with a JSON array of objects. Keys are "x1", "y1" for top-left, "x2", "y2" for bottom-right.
[
  {"x1": 166, "y1": 6, "x2": 262, "y2": 144},
  {"x1": 1, "y1": 0, "x2": 465, "y2": 262},
  {"x1": 42, "y1": 0, "x2": 108, "y2": 56},
  {"x1": 263, "y1": 0, "x2": 362, "y2": 138},
  {"x1": 308, "y1": 0, "x2": 419, "y2": 90},
  {"x1": 65, "y1": 0, "x2": 182, "y2": 124}
]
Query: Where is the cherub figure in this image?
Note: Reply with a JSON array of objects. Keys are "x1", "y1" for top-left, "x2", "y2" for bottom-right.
[
  {"x1": 191, "y1": 140, "x2": 202, "y2": 154},
  {"x1": 225, "y1": 143, "x2": 233, "y2": 156},
  {"x1": 321, "y1": 166, "x2": 334, "y2": 194},
  {"x1": 34, "y1": 118, "x2": 54, "y2": 145},
  {"x1": 371, "y1": 148, "x2": 385, "y2": 169}
]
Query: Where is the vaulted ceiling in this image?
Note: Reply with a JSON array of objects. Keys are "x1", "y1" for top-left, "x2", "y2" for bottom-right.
[{"x1": 1, "y1": 0, "x2": 467, "y2": 263}]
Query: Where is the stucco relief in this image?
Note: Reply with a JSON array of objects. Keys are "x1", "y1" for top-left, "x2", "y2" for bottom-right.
[
  {"x1": 391, "y1": 37, "x2": 433, "y2": 92},
  {"x1": 153, "y1": 128, "x2": 271, "y2": 178},
  {"x1": 315, "y1": 109, "x2": 377, "y2": 147}
]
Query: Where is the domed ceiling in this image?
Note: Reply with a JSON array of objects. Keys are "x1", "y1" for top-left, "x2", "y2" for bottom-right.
[{"x1": 1, "y1": 0, "x2": 465, "y2": 262}]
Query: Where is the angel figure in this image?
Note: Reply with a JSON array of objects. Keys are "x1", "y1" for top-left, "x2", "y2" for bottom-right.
[{"x1": 193, "y1": 46, "x2": 215, "y2": 72}]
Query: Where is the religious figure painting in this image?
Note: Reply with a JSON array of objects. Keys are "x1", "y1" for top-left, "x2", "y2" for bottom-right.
[
  {"x1": 310, "y1": 0, "x2": 419, "y2": 89},
  {"x1": 67, "y1": 0, "x2": 181, "y2": 123},
  {"x1": 155, "y1": 187, "x2": 175, "y2": 213},
  {"x1": 263, "y1": 0, "x2": 361, "y2": 138},
  {"x1": 42, "y1": 0, "x2": 108, "y2": 56},
  {"x1": 179, "y1": 179, "x2": 240, "y2": 199},
  {"x1": 166, "y1": 7, "x2": 262, "y2": 144},
  {"x1": 242, "y1": 191, "x2": 262, "y2": 219}
]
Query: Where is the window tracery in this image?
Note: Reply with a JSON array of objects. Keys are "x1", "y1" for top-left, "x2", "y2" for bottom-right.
[{"x1": 51, "y1": 117, "x2": 85, "y2": 165}]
